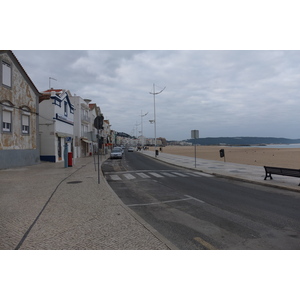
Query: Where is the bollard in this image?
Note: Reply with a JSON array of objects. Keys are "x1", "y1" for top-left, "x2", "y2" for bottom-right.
[{"x1": 68, "y1": 152, "x2": 73, "y2": 167}]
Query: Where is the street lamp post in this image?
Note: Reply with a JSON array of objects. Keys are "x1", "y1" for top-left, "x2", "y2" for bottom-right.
[
  {"x1": 149, "y1": 84, "x2": 165, "y2": 157},
  {"x1": 140, "y1": 110, "x2": 148, "y2": 148}
]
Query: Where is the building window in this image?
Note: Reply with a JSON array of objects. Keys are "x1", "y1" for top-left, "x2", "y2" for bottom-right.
[
  {"x1": 22, "y1": 114, "x2": 30, "y2": 134},
  {"x1": 2, "y1": 110, "x2": 12, "y2": 132},
  {"x1": 2, "y1": 61, "x2": 12, "y2": 87},
  {"x1": 64, "y1": 101, "x2": 68, "y2": 116},
  {"x1": 20, "y1": 107, "x2": 31, "y2": 135},
  {"x1": 1, "y1": 101, "x2": 14, "y2": 133},
  {"x1": 81, "y1": 124, "x2": 84, "y2": 137}
]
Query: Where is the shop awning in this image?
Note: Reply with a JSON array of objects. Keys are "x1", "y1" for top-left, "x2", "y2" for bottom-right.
[
  {"x1": 56, "y1": 132, "x2": 73, "y2": 138},
  {"x1": 81, "y1": 138, "x2": 92, "y2": 143}
]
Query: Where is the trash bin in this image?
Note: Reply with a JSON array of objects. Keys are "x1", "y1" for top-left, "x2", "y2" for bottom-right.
[
  {"x1": 219, "y1": 149, "x2": 225, "y2": 158},
  {"x1": 68, "y1": 152, "x2": 73, "y2": 167},
  {"x1": 155, "y1": 150, "x2": 159, "y2": 156}
]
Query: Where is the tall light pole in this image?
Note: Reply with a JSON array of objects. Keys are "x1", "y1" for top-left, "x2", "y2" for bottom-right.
[
  {"x1": 140, "y1": 110, "x2": 148, "y2": 147},
  {"x1": 134, "y1": 121, "x2": 140, "y2": 139},
  {"x1": 149, "y1": 84, "x2": 165, "y2": 157}
]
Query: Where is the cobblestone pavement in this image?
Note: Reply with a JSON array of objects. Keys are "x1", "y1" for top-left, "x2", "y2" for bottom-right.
[{"x1": 0, "y1": 156, "x2": 175, "y2": 250}]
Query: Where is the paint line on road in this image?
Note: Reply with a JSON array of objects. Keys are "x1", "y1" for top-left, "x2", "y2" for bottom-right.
[
  {"x1": 127, "y1": 195, "x2": 206, "y2": 207},
  {"x1": 127, "y1": 196, "x2": 197, "y2": 207},
  {"x1": 191, "y1": 172, "x2": 214, "y2": 178},
  {"x1": 149, "y1": 172, "x2": 164, "y2": 178},
  {"x1": 136, "y1": 173, "x2": 151, "y2": 179},
  {"x1": 110, "y1": 175, "x2": 122, "y2": 181},
  {"x1": 185, "y1": 172, "x2": 202, "y2": 177},
  {"x1": 172, "y1": 172, "x2": 189, "y2": 177},
  {"x1": 123, "y1": 174, "x2": 136, "y2": 180},
  {"x1": 194, "y1": 237, "x2": 218, "y2": 250},
  {"x1": 161, "y1": 172, "x2": 177, "y2": 177},
  {"x1": 184, "y1": 195, "x2": 206, "y2": 204}
]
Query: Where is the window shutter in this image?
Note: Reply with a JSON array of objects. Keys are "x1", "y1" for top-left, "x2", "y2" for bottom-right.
[
  {"x1": 2, "y1": 62, "x2": 12, "y2": 87},
  {"x1": 3, "y1": 110, "x2": 11, "y2": 123},
  {"x1": 22, "y1": 114, "x2": 29, "y2": 126}
]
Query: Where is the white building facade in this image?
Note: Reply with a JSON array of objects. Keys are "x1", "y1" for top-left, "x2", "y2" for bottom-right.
[
  {"x1": 39, "y1": 89, "x2": 74, "y2": 163},
  {"x1": 70, "y1": 95, "x2": 94, "y2": 158}
]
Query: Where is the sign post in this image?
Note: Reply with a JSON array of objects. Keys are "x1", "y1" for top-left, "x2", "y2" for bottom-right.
[
  {"x1": 94, "y1": 115, "x2": 104, "y2": 184},
  {"x1": 191, "y1": 130, "x2": 199, "y2": 168}
]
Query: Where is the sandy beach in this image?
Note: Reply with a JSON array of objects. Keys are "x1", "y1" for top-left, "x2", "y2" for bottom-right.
[{"x1": 149, "y1": 145, "x2": 300, "y2": 169}]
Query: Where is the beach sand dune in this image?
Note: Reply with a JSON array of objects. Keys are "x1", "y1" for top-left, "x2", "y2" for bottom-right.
[{"x1": 149, "y1": 146, "x2": 300, "y2": 169}]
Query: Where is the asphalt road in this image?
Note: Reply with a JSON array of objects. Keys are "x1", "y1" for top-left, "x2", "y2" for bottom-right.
[{"x1": 102, "y1": 150, "x2": 300, "y2": 250}]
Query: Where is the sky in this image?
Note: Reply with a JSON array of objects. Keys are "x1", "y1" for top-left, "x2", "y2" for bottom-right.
[
  {"x1": 4, "y1": 1, "x2": 300, "y2": 142},
  {"x1": 13, "y1": 50, "x2": 300, "y2": 140}
]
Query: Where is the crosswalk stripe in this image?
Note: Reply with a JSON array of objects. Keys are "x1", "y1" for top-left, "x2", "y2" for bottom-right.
[
  {"x1": 107, "y1": 171, "x2": 214, "y2": 181},
  {"x1": 136, "y1": 173, "x2": 151, "y2": 178},
  {"x1": 161, "y1": 172, "x2": 176, "y2": 177},
  {"x1": 171, "y1": 172, "x2": 189, "y2": 177},
  {"x1": 191, "y1": 172, "x2": 214, "y2": 177},
  {"x1": 185, "y1": 172, "x2": 201, "y2": 177},
  {"x1": 149, "y1": 172, "x2": 164, "y2": 178},
  {"x1": 123, "y1": 174, "x2": 136, "y2": 180}
]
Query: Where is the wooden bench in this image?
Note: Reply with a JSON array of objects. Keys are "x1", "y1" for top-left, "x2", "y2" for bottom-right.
[{"x1": 264, "y1": 166, "x2": 300, "y2": 185}]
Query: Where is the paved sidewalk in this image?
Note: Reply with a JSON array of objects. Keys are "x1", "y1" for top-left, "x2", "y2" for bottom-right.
[
  {"x1": 0, "y1": 156, "x2": 175, "y2": 250},
  {"x1": 142, "y1": 150, "x2": 300, "y2": 192}
]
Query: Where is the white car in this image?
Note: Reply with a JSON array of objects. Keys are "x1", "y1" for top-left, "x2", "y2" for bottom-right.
[
  {"x1": 128, "y1": 147, "x2": 134, "y2": 152},
  {"x1": 114, "y1": 146, "x2": 124, "y2": 154},
  {"x1": 110, "y1": 148, "x2": 123, "y2": 159}
]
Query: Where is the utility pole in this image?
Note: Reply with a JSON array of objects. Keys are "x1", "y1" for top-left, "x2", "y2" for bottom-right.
[
  {"x1": 134, "y1": 121, "x2": 140, "y2": 139},
  {"x1": 140, "y1": 110, "x2": 148, "y2": 147},
  {"x1": 149, "y1": 84, "x2": 165, "y2": 157}
]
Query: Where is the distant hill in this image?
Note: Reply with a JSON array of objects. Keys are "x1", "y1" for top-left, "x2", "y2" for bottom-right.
[{"x1": 186, "y1": 137, "x2": 300, "y2": 146}]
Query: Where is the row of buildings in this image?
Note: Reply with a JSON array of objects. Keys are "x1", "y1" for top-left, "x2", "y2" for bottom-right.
[
  {"x1": 0, "y1": 50, "x2": 119, "y2": 170},
  {"x1": 0, "y1": 50, "x2": 168, "y2": 170}
]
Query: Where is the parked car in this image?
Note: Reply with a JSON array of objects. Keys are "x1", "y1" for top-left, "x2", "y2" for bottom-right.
[
  {"x1": 128, "y1": 147, "x2": 135, "y2": 152},
  {"x1": 110, "y1": 148, "x2": 123, "y2": 159},
  {"x1": 114, "y1": 146, "x2": 124, "y2": 154}
]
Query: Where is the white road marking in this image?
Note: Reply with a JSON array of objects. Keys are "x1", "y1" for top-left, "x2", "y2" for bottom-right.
[
  {"x1": 185, "y1": 172, "x2": 201, "y2": 177},
  {"x1": 184, "y1": 194, "x2": 205, "y2": 204},
  {"x1": 136, "y1": 173, "x2": 151, "y2": 178},
  {"x1": 190, "y1": 171, "x2": 214, "y2": 177},
  {"x1": 127, "y1": 195, "x2": 205, "y2": 207},
  {"x1": 161, "y1": 172, "x2": 176, "y2": 177},
  {"x1": 149, "y1": 172, "x2": 164, "y2": 178},
  {"x1": 123, "y1": 174, "x2": 136, "y2": 180},
  {"x1": 172, "y1": 172, "x2": 189, "y2": 177},
  {"x1": 110, "y1": 175, "x2": 122, "y2": 181},
  {"x1": 107, "y1": 171, "x2": 214, "y2": 181}
]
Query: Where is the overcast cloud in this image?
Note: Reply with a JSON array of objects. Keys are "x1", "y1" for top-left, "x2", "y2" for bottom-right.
[{"x1": 13, "y1": 50, "x2": 300, "y2": 140}]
